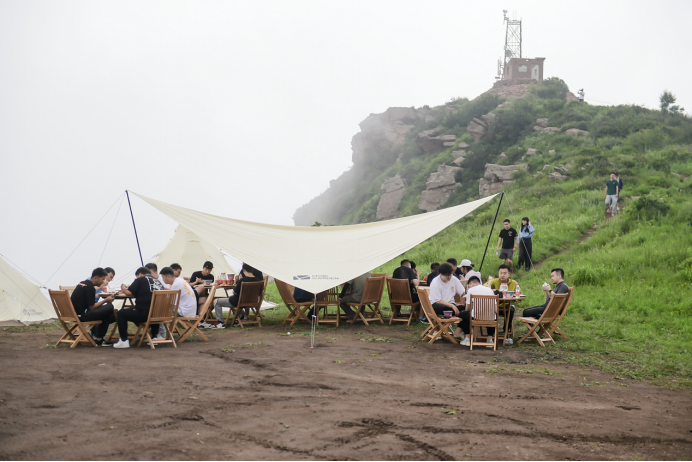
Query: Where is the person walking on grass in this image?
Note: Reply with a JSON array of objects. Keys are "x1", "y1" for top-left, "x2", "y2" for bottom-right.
[
  {"x1": 496, "y1": 219, "x2": 518, "y2": 273},
  {"x1": 605, "y1": 172, "x2": 619, "y2": 215},
  {"x1": 516, "y1": 217, "x2": 535, "y2": 271}
]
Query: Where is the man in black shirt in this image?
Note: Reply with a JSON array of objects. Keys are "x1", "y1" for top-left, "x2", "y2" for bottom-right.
[
  {"x1": 425, "y1": 262, "x2": 440, "y2": 285},
  {"x1": 207, "y1": 263, "x2": 263, "y2": 328},
  {"x1": 496, "y1": 219, "x2": 518, "y2": 273},
  {"x1": 446, "y1": 258, "x2": 462, "y2": 279},
  {"x1": 190, "y1": 261, "x2": 215, "y2": 308},
  {"x1": 522, "y1": 268, "x2": 570, "y2": 319},
  {"x1": 70, "y1": 267, "x2": 116, "y2": 346},
  {"x1": 113, "y1": 267, "x2": 164, "y2": 349},
  {"x1": 392, "y1": 260, "x2": 420, "y2": 319}
]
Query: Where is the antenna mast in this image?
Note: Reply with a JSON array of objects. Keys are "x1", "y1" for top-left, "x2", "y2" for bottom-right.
[{"x1": 496, "y1": 10, "x2": 522, "y2": 79}]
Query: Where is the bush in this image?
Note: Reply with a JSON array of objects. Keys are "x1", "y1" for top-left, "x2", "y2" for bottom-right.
[
  {"x1": 572, "y1": 265, "x2": 608, "y2": 286},
  {"x1": 634, "y1": 196, "x2": 670, "y2": 219}
]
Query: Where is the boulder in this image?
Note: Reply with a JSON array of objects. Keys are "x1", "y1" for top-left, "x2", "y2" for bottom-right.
[
  {"x1": 466, "y1": 118, "x2": 487, "y2": 143},
  {"x1": 376, "y1": 175, "x2": 407, "y2": 220},
  {"x1": 564, "y1": 163, "x2": 573, "y2": 171},
  {"x1": 498, "y1": 152, "x2": 508, "y2": 162},
  {"x1": 451, "y1": 150, "x2": 466, "y2": 158},
  {"x1": 534, "y1": 126, "x2": 561, "y2": 133},
  {"x1": 543, "y1": 164, "x2": 551, "y2": 170},
  {"x1": 479, "y1": 163, "x2": 527, "y2": 197},
  {"x1": 418, "y1": 165, "x2": 462, "y2": 212},
  {"x1": 553, "y1": 166, "x2": 568, "y2": 174},
  {"x1": 452, "y1": 156, "x2": 466, "y2": 166},
  {"x1": 548, "y1": 149, "x2": 556, "y2": 155},
  {"x1": 526, "y1": 148, "x2": 537, "y2": 155},
  {"x1": 549, "y1": 172, "x2": 567, "y2": 181},
  {"x1": 564, "y1": 128, "x2": 589, "y2": 137},
  {"x1": 536, "y1": 118, "x2": 549, "y2": 128},
  {"x1": 457, "y1": 142, "x2": 469, "y2": 150},
  {"x1": 443, "y1": 142, "x2": 456, "y2": 147},
  {"x1": 415, "y1": 128, "x2": 458, "y2": 155}
]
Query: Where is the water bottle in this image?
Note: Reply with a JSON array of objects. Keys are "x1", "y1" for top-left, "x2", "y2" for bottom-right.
[{"x1": 515, "y1": 284, "x2": 521, "y2": 297}]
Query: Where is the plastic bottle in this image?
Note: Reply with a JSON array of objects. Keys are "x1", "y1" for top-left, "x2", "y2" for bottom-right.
[{"x1": 515, "y1": 284, "x2": 521, "y2": 297}]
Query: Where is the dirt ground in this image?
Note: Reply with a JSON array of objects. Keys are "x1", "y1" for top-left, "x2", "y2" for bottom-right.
[{"x1": 1, "y1": 323, "x2": 691, "y2": 461}]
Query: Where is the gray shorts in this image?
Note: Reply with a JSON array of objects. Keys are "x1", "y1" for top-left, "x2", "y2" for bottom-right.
[{"x1": 499, "y1": 248, "x2": 514, "y2": 260}]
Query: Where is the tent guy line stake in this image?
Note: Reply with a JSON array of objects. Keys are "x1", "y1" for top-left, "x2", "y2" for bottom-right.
[
  {"x1": 126, "y1": 190, "x2": 144, "y2": 266},
  {"x1": 479, "y1": 191, "x2": 504, "y2": 273}
]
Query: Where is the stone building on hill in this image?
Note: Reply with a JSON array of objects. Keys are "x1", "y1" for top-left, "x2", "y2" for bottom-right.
[{"x1": 503, "y1": 57, "x2": 545, "y2": 81}]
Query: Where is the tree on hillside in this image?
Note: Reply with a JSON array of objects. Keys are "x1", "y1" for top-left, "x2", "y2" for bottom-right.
[{"x1": 659, "y1": 90, "x2": 685, "y2": 115}]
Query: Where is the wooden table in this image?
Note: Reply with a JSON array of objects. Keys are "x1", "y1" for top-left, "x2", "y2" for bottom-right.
[{"x1": 498, "y1": 294, "x2": 526, "y2": 344}]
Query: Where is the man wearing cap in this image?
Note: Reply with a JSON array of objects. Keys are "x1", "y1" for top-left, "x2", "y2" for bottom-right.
[
  {"x1": 190, "y1": 261, "x2": 215, "y2": 309},
  {"x1": 459, "y1": 259, "x2": 482, "y2": 282}
]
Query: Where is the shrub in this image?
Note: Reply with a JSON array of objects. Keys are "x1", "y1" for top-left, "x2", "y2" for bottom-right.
[
  {"x1": 572, "y1": 265, "x2": 608, "y2": 286},
  {"x1": 634, "y1": 196, "x2": 670, "y2": 219}
]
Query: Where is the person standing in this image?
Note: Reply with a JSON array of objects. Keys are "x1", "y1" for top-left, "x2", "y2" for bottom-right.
[
  {"x1": 578, "y1": 89, "x2": 585, "y2": 102},
  {"x1": 516, "y1": 217, "x2": 535, "y2": 271},
  {"x1": 605, "y1": 172, "x2": 619, "y2": 215},
  {"x1": 615, "y1": 172, "x2": 624, "y2": 212},
  {"x1": 496, "y1": 219, "x2": 518, "y2": 273}
]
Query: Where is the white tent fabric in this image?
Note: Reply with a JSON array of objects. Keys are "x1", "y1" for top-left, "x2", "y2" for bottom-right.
[
  {"x1": 134, "y1": 192, "x2": 498, "y2": 294},
  {"x1": 153, "y1": 225, "x2": 238, "y2": 278},
  {"x1": 0, "y1": 255, "x2": 56, "y2": 326}
]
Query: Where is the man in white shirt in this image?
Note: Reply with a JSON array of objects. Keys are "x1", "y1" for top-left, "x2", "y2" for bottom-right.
[
  {"x1": 160, "y1": 267, "x2": 197, "y2": 318},
  {"x1": 429, "y1": 262, "x2": 471, "y2": 344},
  {"x1": 454, "y1": 275, "x2": 497, "y2": 346}
]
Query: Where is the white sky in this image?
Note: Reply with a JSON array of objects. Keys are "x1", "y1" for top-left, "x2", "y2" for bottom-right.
[{"x1": 1, "y1": 0, "x2": 690, "y2": 288}]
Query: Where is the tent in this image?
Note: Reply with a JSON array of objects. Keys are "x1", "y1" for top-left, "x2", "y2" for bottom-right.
[
  {"x1": 134, "y1": 192, "x2": 498, "y2": 294},
  {"x1": 0, "y1": 255, "x2": 56, "y2": 326},
  {"x1": 153, "y1": 225, "x2": 238, "y2": 278}
]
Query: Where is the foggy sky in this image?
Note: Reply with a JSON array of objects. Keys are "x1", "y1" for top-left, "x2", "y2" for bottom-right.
[{"x1": 1, "y1": 0, "x2": 690, "y2": 288}]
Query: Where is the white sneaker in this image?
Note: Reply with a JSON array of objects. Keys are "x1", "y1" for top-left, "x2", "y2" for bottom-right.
[
  {"x1": 198, "y1": 322, "x2": 212, "y2": 329},
  {"x1": 113, "y1": 339, "x2": 130, "y2": 349},
  {"x1": 154, "y1": 334, "x2": 166, "y2": 341},
  {"x1": 460, "y1": 337, "x2": 470, "y2": 347},
  {"x1": 505, "y1": 338, "x2": 514, "y2": 345},
  {"x1": 487, "y1": 337, "x2": 494, "y2": 344}
]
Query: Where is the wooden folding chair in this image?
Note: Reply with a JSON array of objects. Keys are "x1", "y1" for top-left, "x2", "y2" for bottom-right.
[
  {"x1": 548, "y1": 287, "x2": 575, "y2": 340},
  {"x1": 348, "y1": 277, "x2": 385, "y2": 326},
  {"x1": 372, "y1": 272, "x2": 387, "y2": 279},
  {"x1": 49, "y1": 289, "x2": 101, "y2": 348},
  {"x1": 417, "y1": 288, "x2": 461, "y2": 344},
  {"x1": 175, "y1": 286, "x2": 216, "y2": 344},
  {"x1": 361, "y1": 276, "x2": 386, "y2": 321},
  {"x1": 387, "y1": 278, "x2": 419, "y2": 325},
  {"x1": 58, "y1": 285, "x2": 76, "y2": 297},
  {"x1": 131, "y1": 290, "x2": 180, "y2": 349},
  {"x1": 225, "y1": 280, "x2": 264, "y2": 328},
  {"x1": 315, "y1": 287, "x2": 342, "y2": 326},
  {"x1": 257, "y1": 275, "x2": 269, "y2": 319},
  {"x1": 469, "y1": 294, "x2": 499, "y2": 350},
  {"x1": 275, "y1": 279, "x2": 313, "y2": 326},
  {"x1": 516, "y1": 292, "x2": 569, "y2": 346}
]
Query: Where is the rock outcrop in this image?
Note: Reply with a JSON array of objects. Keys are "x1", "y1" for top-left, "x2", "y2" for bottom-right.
[
  {"x1": 474, "y1": 79, "x2": 580, "y2": 102},
  {"x1": 479, "y1": 163, "x2": 527, "y2": 197},
  {"x1": 466, "y1": 112, "x2": 497, "y2": 142},
  {"x1": 533, "y1": 118, "x2": 560, "y2": 133},
  {"x1": 418, "y1": 165, "x2": 462, "y2": 212},
  {"x1": 564, "y1": 128, "x2": 589, "y2": 137},
  {"x1": 351, "y1": 107, "x2": 436, "y2": 165},
  {"x1": 416, "y1": 128, "x2": 458, "y2": 154},
  {"x1": 376, "y1": 176, "x2": 407, "y2": 220}
]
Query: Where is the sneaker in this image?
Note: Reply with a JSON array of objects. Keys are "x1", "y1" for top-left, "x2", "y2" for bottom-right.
[
  {"x1": 505, "y1": 338, "x2": 514, "y2": 345},
  {"x1": 459, "y1": 337, "x2": 470, "y2": 347},
  {"x1": 113, "y1": 339, "x2": 130, "y2": 349},
  {"x1": 198, "y1": 322, "x2": 213, "y2": 329},
  {"x1": 418, "y1": 317, "x2": 429, "y2": 324},
  {"x1": 95, "y1": 339, "x2": 112, "y2": 347},
  {"x1": 487, "y1": 337, "x2": 494, "y2": 344},
  {"x1": 154, "y1": 334, "x2": 166, "y2": 341},
  {"x1": 241, "y1": 315, "x2": 249, "y2": 321},
  {"x1": 210, "y1": 322, "x2": 225, "y2": 329}
]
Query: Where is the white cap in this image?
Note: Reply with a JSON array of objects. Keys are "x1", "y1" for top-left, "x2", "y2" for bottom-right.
[{"x1": 460, "y1": 259, "x2": 473, "y2": 267}]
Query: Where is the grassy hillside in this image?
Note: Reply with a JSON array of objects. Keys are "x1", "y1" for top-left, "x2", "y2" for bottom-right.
[{"x1": 286, "y1": 81, "x2": 692, "y2": 387}]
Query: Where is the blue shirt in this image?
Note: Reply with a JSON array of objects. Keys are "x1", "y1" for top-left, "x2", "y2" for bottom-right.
[{"x1": 518, "y1": 224, "x2": 535, "y2": 241}]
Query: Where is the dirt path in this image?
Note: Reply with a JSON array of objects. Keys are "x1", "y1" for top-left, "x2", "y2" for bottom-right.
[{"x1": 1, "y1": 325, "x2": 691, "y2": 460}]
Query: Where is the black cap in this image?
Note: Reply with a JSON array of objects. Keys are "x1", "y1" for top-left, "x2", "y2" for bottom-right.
[{"x1": 203, "y1": 261, "x2": 214, "y2": 269}]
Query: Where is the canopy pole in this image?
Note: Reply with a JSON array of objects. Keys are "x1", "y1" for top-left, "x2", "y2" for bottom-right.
[
  {"x1": 126, "y1": 190, "x2": 144, "y2": 266},
  {"x1": 479, "y1": 191, "x2": 504, "y2": 273}
]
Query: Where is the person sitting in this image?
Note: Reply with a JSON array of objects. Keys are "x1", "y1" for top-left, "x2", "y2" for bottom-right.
[
  {"x1": 488, "y1": 264, "x2": 517, "y2": 344},
  {"x1": 339, "y1": 272, "x2": 372, "y2": 320},
  {"x1": 293, "y1": 286, "x2": 314, "y2": 303},
  {"x1": 453, "y1": 276, "x2": 496, "y2": 345},
  {"x1": 71, "y1": 267, "x2": 116, "y2": 346},
  {"x1": 392, "y1": 259, "x2": 420, "y2": 319},
  {"x1": 447, "y1": 258, "x2": 461, "y2": 279},
  {"x1": 522, "y1": 268, "x2": 569, "y2": 319},
  {"x1": 190, "y1": 261, "x2": 215, "y2": 308},
  {"x1": 459, "y1": 259, "x2": 482, "y2": 282},
  {"x1": 207, "y1": 263, "x2": 263, "y2": 328},
  {"x1": 113, "y1": 267, "x2": 164, "y2": 349},
  {"x1": 145, "y1": 262, "x2": 165, "y2": 286},
  {"x1": 94, "y1": 267, "x2": 115, "y2": 302},
  {"x1": 428, "y1": 263, "x2": 467, "y2": 337},
  {"x1": 159, "y1": 266, "x2": 197, "y2": 318},
  {"x1": 425, "y1": 262, "x2": 440, "y2": 284},
  {"x1": 169, "y1": 263, "x2": 183, "y2": 279}
]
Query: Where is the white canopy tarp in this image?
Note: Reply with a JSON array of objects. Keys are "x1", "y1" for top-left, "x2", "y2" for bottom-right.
[
  {"x1": 134, "y1": 192, "x2": 498, "y2": 294},
  {"x1": 0, "y1": 255, "x2": 56, "y2": 326},
  {"x1": 153, "y1": 225, "x2": 238, "y2": 277}
]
